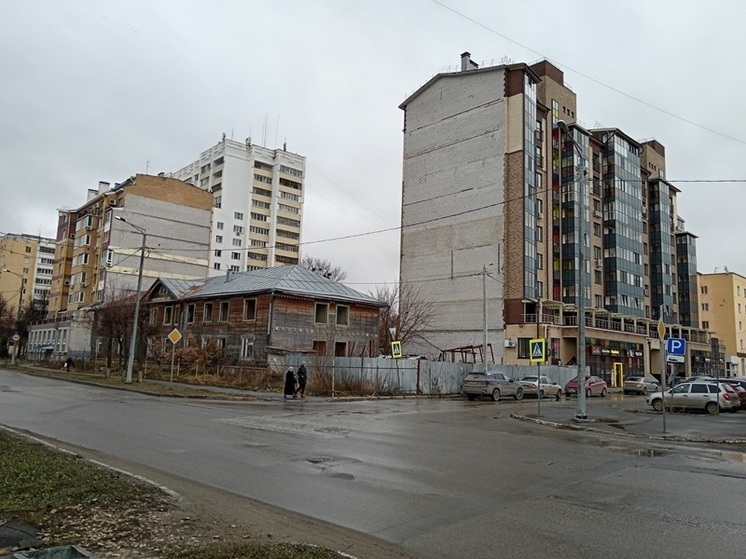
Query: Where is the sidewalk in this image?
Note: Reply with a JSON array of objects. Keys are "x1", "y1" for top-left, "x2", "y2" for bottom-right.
[{"x1": 511, "y1": 396, "x2": 746, "y2": 444}]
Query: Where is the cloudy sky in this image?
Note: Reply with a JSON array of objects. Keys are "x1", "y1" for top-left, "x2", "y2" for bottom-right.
[{"x1": 2, "y1": 0, "x2": 744, "y2": 291}]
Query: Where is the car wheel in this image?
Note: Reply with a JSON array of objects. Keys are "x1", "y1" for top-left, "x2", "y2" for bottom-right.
[
  {"x1": 652, "y1": 399, "x2": 663, "y2": 411},
  {"x1": 642, "y1": 387, "x2": 648, "y2": 395},
  {"x1": 491, "y1": 388, "x2": 501, "y2": 402},
  {"x1": 467, "y1": 394, "x2": 475, "y2": 401},
  {"x1": 555, "y1": 389, "x2": 562, "y2": 401},
  {"x1": 705, "y1": 401, "x2": 719, "y2": 415},
  {"x1": 600, "y1": 388, "x2": 607, "y2": 398},
  {"x1": 586, "y1": 388, "x2": 592, "y2": 398},
  {"x1": 514, "y1": 387, "x2": 524, "y2": 400},
  {"x1": 539, "y1": 389, "x2": 545, "y2": 399}
]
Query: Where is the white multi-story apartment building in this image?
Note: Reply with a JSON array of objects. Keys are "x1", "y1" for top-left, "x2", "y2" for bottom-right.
[{"x1": 170, "y1": 137, "x2": 306, "y2": 275}]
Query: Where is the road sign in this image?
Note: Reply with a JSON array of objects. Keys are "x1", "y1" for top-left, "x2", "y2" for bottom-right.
[
  {"x1": 529, "y1": 338, "x2": 546, "y2": 364},
  {"x1": 168, "y1": 328, "x2": 182, "y2": 345},
  {"x1": 666, "y1": 337, "x2": 686, "y2": 363},
  {"x1": 390, "y1": 340, "x2": 402, "y2": 359}
]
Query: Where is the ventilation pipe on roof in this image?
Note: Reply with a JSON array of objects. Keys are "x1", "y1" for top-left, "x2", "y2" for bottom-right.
[
  {"x1": 225, "y1": 269, "x2": 233, "y2": 282},
  {"x1": 460, "y1": 51, "x2": 478, "y2": 71}
]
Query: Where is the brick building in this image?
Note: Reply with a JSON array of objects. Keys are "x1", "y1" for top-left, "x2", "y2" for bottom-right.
[{"x1": 398, "y1": 52, "x2": 709, "y2": 382}]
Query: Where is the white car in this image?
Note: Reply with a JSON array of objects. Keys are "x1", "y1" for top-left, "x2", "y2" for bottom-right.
[
  {"x1": 520, "y1": 375, "x2": 562, "y2": 399},
  {"x1": 646, "y1": 381, "x2": 739, "y2": 414}
]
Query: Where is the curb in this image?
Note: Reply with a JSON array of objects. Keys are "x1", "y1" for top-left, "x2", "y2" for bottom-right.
[{"x1": 510, "y1": 412, "x2": 746, "y2": 445}]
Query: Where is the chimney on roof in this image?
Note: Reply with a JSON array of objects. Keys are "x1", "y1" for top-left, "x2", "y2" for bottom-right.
[
  {"x1": 460, "y1": 51, "x2": 478, "y2": 71},
  {"x1": 98, "y1": 181, "x2": 110, "y2": 194},
  {"x1": 225, "y1": 269, "x2": 233, "y2": 282}
]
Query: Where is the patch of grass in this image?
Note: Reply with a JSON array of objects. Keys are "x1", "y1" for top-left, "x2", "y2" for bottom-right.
[
  {"x1": 167, "y1": 542, "x2": 344, "y2": 559},
  {"x1": 0, "y1": 430, "x2": 158, "y2": 514}
]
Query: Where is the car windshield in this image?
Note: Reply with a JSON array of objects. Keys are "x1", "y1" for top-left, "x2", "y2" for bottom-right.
[
  {"x1": 522, "y1": 376, "x2": 537, "y2": 381},
  {"x1": 626, "y1": 377, "x2": 641, "y2": 381}
]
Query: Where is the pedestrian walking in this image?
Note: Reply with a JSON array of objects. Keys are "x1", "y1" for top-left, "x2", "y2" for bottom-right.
[
  {"x1": 295, "y1": 362, "x2": 308, "y2": 398},
  {"x1": 64, "y1": 356, "x2": 74, "y2": 371},
  {"x1": 284, "y1": 366, "x2": 297, "y2": 399}
]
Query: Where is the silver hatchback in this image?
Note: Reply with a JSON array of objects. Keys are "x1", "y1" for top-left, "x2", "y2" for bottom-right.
[
  {"x1": 463, "y1": 371, "x2": 524, "y2": 402},
  {"x1": 646, "y1": 381, "x2": 739, "y2": 414}
]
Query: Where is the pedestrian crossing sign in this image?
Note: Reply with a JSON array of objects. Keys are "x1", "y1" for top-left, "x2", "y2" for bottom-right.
[{"x1": 529, "y1": 338, "x2": 546, "y2": 363}]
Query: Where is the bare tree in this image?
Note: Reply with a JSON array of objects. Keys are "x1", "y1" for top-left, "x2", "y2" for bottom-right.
[
  {"x1": 373, "y1": 281, "x2": 435, "y2": 355},
  {"x1": 300, "y1": 256, "x2": 348, "y2": 282}
]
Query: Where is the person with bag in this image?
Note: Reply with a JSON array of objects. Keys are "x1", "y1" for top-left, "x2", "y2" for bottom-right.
[
  {"x1": 295, "y1": 362, "x2": 308, "y2": 398},
  {"x1": 284, "y1": 366, "x2": 297, "y2": 399}
]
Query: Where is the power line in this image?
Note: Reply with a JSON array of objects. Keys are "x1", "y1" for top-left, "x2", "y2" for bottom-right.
[{"x1": 430, "y1": 0, "x2": 746, "y2": 146}]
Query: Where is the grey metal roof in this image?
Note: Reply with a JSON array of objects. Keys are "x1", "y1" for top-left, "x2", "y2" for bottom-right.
[
  {"x1": 177, "y1": 265, "x2": 385, "y2": 306},
  {"x1": 159, "y1": 278, "x2": 204, "y2": 298}
]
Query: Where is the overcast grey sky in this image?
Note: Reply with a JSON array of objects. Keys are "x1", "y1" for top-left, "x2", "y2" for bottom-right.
[{"x1": 2, "y1": 0, "x2": 744, "y2": 290}]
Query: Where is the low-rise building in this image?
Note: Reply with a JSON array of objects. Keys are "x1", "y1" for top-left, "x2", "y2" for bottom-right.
[{"x1": 143, "y1": 265, "x2": 385, "y2": 366}]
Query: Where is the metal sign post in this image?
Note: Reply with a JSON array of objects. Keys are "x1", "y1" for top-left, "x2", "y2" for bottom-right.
[
  {"x1": 168, "y1": 328, "x2": 182, "y2": 383},
  {"x1": 657, "y1": 318, "x2": 667, "y2": 433},
  {"x1": 530, "y1": 339, "x2": 546, "y2": 416}
]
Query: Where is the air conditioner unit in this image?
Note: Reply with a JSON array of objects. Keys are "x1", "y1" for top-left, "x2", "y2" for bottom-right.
[
  {"x1": 504, "y1": 339, "x2": 516, "y2": 348},
  {"x1": 537, "y1": 211, "x2": 543, "y2": 219},
  {"x1": 593, "y1": 210, "x2": 602, "y2": 218},
  {"x1": 595, "y1": 258, "x2": 603, "y2": 267}
]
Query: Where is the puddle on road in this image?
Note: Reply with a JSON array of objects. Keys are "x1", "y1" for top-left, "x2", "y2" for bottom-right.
[{"x1": 601, "y1": 443, "x2": 666, "y2": 457}]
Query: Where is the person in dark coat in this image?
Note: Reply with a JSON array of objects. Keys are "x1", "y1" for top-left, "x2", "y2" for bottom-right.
[
  {"x1": 284, "y1": 367, "x2": 296, "y2": 399},
  {"x1": 64, "y1": 356, "x2": 74, "y2": 371},
  {"x1": 295, "y1": 362, "x2": 308, "y2": 398}
]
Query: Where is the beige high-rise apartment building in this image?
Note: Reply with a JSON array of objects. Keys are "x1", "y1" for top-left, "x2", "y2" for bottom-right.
[
  {"x1": 169, "y1": 136, "x2": 305, "y2": 275},
  {"x1": 29, "y1": 174, "x2": 214, "y2": 361},
  {"x1": 697, "y1": 271, "x2": 746, "y2": 375},
  {"x1": 0, "y1": 233, "x2": 55, "y2": 317}
]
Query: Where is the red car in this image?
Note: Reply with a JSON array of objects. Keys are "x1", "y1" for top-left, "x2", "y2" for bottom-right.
[{"x1": 564, "y1": 375, "x2": 608, "y2": 398}]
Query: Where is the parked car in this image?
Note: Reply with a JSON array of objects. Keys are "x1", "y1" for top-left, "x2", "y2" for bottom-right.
[
  {"x1": 520, "y1": 375, "x2": 562, "y2": 399},
  {"x1": 462, "y1": 371, "x2": 524, "y2": 401},
  {"x1": 646, "y1": 381, "x2": 739, "y2": 414},
  {"x1": 622, "y1": 375, "x2": 659, "y2": 395},
  {"x1": 564, "y1": 375, "x2": 608, "y2": 398},
  {"x1": 727, "y1": 383, "x2": 746, "y2": 407}
]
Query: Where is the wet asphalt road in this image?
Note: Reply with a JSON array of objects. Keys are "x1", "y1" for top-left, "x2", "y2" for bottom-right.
[{"x1": 2, "y1": 369, "x2": 746, "y2": 559}]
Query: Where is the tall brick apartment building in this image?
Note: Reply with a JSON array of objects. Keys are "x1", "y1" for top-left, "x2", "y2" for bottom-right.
[{"x1": 398, "y1": 52, "x2": 710, "y2": 382}]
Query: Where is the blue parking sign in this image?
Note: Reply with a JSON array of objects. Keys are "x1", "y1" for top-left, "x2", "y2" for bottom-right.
[{"x1": 666, "y1": 338, "x2": 686, "y2": 363}]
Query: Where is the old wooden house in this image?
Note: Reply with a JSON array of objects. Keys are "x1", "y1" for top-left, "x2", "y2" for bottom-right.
[{"x1": 143, "y1": 265, "x2": 385, "y2": 364}]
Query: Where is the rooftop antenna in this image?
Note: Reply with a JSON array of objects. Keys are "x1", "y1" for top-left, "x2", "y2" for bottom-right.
[
  {"x1": 145, "y1": 160, "x2": 149, "y2": 174},
  {"x1": 274, "y1": 115, "x2": 280, "y2": 148},
  {"x1": 262, "y1": 114, "x2": 268, "y2": 147}
]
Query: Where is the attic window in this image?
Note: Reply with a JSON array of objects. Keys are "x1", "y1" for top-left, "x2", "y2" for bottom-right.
[{"x1": 158, "y1": 286, "x2": 167, "y2": 296}]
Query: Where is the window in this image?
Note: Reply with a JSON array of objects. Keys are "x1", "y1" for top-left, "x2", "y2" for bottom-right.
[
  {"x1": 233, "y1": 225, "x2": 244, "y2": 235},
  {"x1": 203, "y1": 302, "x2": 213, "y2": 322},
  {"x1": 336, "y1": 305, "x2": 349, "y2": 326},
  {"x1": 219, "y1": 301, "x2": 230, "y2": 322},
  {"x1": 214, "y1": 249, "x2": 222, "y2": 257},
  {"x1": 702, "y1": 303, "x2": 709, "y2": 311},
  {"x1": 244, "y1": 298, "x2": 257, "y2": 321},
  {"x1": 280, "y1": 165, "x2": 303, "y2": 178},
  {"x1": 241, "y1": 338, "x2": 254, "y2": 359},
  {"x1": 232, "y1": 238, "x2": 242, "y2": 246},
  {"x1": 234, "y1": 212, "x2": 244, "y2": 220},
  {"x1": 517, "y1": 338, "x2": 530, "y2": 359},
  {"x1": 186, "y1": 304, "x2": 195, "y2": 324},
  {"x1": 164, "y1": 306, "x2": 173, "y2": 325},
  {"x1": 231, "y1": 252, "x2": 241, "y2": 260},
  {"x1": 149, "y1": 308, "x2": 157, "y2": 326},
  {"x1": 216, "y1": 222, "x2": 224, "y2": 230},
  {"x1": 313, "y1": 340, "x2": 327, "y2": 356},
  {"x1": 335, "y1": 341, "x2": 347, "y2": 357},
  {"x1": 703, "y1": 321, "x2": 710, "y2": 329},
  {"x1": 691, "y1": 384, "x2": 708, "y2": 394},
  {"x1": 314, "y1": 303, "x2": 329, "y2": 324},
  {"x1": 214, "y1": 196, "x2": 222, "y2": 208},
  {"x1": 536, "y1": 225, "x2": 543, "y2": 242},
  {"x1": 215, "y1": 235, "x2": 223, "y2": 243}
]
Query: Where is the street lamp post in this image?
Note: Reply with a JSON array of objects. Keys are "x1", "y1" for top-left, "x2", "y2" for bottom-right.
[
  {"x1": 557, "y1": 121, "x2": 589, "y2": 420},
  {"x1": 4, "y1": 269, "x2": 24, "y2": 365},
  {"x1": 115, "y1": 216, "x2": 146, "y2": 384}
]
